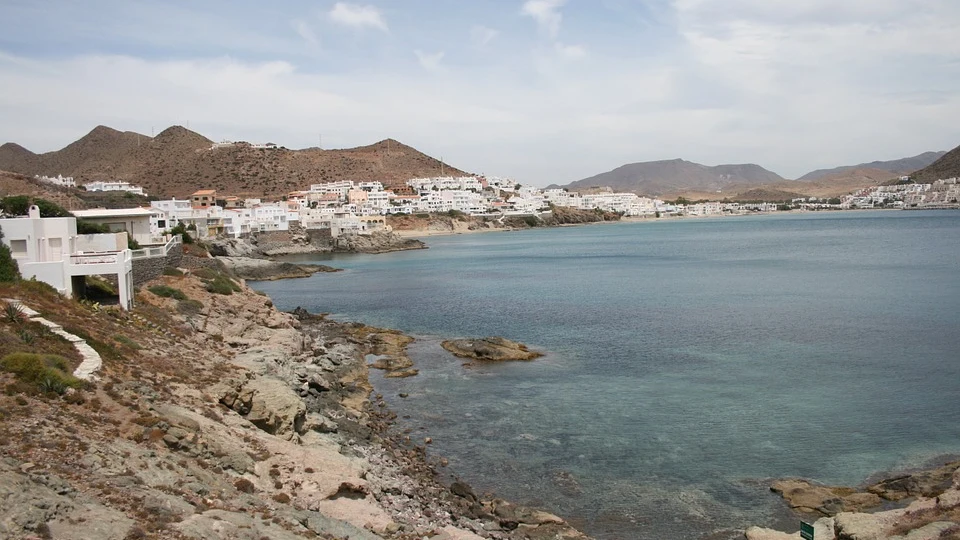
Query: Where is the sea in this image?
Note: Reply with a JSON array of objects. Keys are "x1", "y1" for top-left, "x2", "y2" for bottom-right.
[{"x1": 252, "y1": 210, "x2": 960, "y2": 539}]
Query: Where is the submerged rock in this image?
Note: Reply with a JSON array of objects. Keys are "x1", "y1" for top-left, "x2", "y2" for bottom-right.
[{"x1": 441, "y1": 337, "x2": 543, "y2": 362}]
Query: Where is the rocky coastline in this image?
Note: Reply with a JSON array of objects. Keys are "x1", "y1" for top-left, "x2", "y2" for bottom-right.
[{"x1": 0, "y1": 257, "x2": 587, "y2": 540}]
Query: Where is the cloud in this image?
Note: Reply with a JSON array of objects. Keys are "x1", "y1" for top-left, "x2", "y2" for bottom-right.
[
  {"x1": 521, "y1": 0, "x2": 566, "y2": 38},
  {"x1": 555, "y1": 42, "x2": 586, "y2": 59},
  {"x1": 470, "y1": 25, "x2": 499, "y2": 48},
  {"x1": 328, "y1": 2, "x2": 387, "y2": 31},
  {"x1": 293, "y1": 20, "x2": 320, "y2": 48},
  {"x1": 414, "y1": 50, "x2": 444, "y2": 70}
]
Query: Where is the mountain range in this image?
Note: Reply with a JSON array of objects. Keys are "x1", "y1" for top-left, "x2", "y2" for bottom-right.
[
  {"x1": 557, "y1": 150, "x2": 953, "y2": 200},
  {"x1": 0, "y1": 125, "x2": 467, "y2": 198}
]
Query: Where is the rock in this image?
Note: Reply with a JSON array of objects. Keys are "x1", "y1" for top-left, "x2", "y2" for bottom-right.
[
  {"x1": 218, "y1": 378, "x2": 306, "y2": 439},
  {"x1": 217, "y1": 256, "x2": 341, "y2": 281},
  {"x1": 441, "y1": 336, "x2": 543, "y2": 362},
  {"x1": 771, "y1": 479, "x2": 883, "y2": 516},
  {"x1": 333, "y1": 231, "x2": 426, "y2": 254},
  {"x1": 385, "y1": 368, "x2": 419, "y2": 378},
  {"x1": 892, "y1": 521, "x2": 959, "y2": 540},
  {"x1": 432, "y1": 524, "x2": 487, "y2": 540}
]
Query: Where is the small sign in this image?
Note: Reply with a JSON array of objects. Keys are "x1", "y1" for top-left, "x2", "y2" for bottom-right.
[{"x1": 800, "y1": 521, "x2": 815, "y2": 540}]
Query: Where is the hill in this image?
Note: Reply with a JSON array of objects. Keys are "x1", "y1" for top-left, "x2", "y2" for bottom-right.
[
  {"x1": 797, "y1": 151, "x2": 946, "y2": 181},
  {"x1": 561, "y1": 159, "x2": 784, "y2": 197},
  {"x1": 909, "y1": 143, "x2": 960, "y2": 183},
  {"x1": 0, "y1": 126, "x2": 470, "y2": 198}
]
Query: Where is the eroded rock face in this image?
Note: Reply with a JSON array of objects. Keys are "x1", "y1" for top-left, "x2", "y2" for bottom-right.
[
  {"x1": 441, "y1": 337, "x2": 543, "y2": 362},
  {"x1": 217, "y1": 378, "x2": 306, "y2": 439},
  {"x1": 217, "y1": 256, "x2": 339, "y2": 281}
]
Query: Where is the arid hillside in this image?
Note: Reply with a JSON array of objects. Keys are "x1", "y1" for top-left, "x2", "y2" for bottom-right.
[{"x1": 0, "y1": 125, "x2": 470, "y2": 199}]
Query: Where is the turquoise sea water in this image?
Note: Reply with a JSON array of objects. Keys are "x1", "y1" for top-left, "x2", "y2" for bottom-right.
[{"x1": 254, "y1": 211, "x2": 960, "y2": 539}]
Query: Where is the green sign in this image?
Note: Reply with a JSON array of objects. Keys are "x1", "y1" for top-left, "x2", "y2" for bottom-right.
[{"x1": 800, "y1": 521, "x2": 814, "y2": 540}]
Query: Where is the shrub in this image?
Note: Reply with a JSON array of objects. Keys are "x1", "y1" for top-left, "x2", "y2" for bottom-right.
[
  {"x1": 76, "y1": 220, "x2": 110, "y2": 234},
  {"x1": 4, "y1": 303, "x2": 25, "y2": 324},
  {"x1": 205, "y1": 275, "x2": 240, "y2": 295},
  {"x1": 169, "y1": 223, "x2": 194, "y2": 245},
  {"x1": 148, "y1": 285, "x2": 187, "y2": 301},
  {"x1": 114, "y1": 335, "x2": 141, "y2": 350},
  {"x1": 0, "y1": 227, "x2": 20, "y2": 282},
  {"x1": 177, "y1": 299, "x2": 204, "y2": 315},
  {"x1": 234, "y1": 478, "x2": 255, "y2": 493},
  {"x1": 162, "y1": 268, "x2": 184, "y2": 277},
  {"x1": 0, "y1": 353, "x2": 81, "y2": 394}
]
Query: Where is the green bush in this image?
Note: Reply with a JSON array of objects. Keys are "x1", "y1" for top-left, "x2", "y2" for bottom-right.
[
  {"x1": 0, "y1": 353, "x2": 81, "y2": 394},
  {"x1": 114, "y1": 335, "x2": 141, "y2": 350},
  {"x1": 205, "y1": 275, "x2": 241, "y2": 295},
  {"x1": 0, "y1": 227, "x2": 20, "y2": 282},
  {"x1": 162, "y1": 267, "x2": 184, "y2": 277},
  {"x1": 76, "y1": 220, "x2": 110, "y2": 234},
  {"x1": 169, "y1": 223, "x2": 194, "y2": 245},
  {"x1": 177, "y1": 299, "x2": 204, "y2": 315},
  {"x1": 191, "y1": 267, "x2": 218, "y2": 280},
  {"x1": 147, "y1": 285, "x2": 187, "y2": 300}
]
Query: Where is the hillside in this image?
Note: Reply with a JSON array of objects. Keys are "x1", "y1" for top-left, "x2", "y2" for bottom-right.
[
  {"x1": 561, "y1": 159, "x2": 784, "y2": 197},
  {"x1": 0, "y1": 126, "x2": 470, "y2": 199},
  {"x1": 798, "y1": 151, "x2": 946, "y2": 181},
  {"x1": 910, "y1": 143, "x2": 960, "y2": 183},
  {"x1": 0, "y1": 260, "x2": 585, "y2": 539}
]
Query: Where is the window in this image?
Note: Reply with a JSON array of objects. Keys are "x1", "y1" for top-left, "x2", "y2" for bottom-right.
[
  {"x1": 157, "y1": 220, "x2": 166, "y2": 228},
  {"x1": 10, "y1": 240, "x2": 27, "y2": 258}
]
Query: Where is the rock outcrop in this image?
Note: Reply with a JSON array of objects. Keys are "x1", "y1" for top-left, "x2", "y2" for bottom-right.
[
  {"x1": 441, "y1": 337, "x2": 543, "y2": 362},
  {"x1": 333, "y1": 231, "x2": 427, "y2": 254},
  {"x1": 216, "y1": 256, "x2": 340, "y2": 281}
]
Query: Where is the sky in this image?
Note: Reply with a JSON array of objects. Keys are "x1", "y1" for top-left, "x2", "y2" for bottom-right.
[{"x1": 1, "y1": 0, "x2": 959, "y2": 185}]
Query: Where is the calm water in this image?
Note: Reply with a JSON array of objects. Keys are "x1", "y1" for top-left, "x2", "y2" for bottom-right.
[{"x1": 254, "y1": 211, "x2": 960, "y2": 539}]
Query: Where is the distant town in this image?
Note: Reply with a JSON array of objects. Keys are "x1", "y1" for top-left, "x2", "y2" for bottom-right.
[{"x1": 30, "y1": 171, "x2": 960, "y2": 246}]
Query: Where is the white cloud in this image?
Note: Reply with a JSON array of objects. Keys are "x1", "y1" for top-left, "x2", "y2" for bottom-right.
[
  {"x1": 414, "y1": 50, "x2": 444, "y2": 70},
  {"x1": 328, "y1": 2, "x2": 387, "y2": 31},
  {"x1": 470, "y1": 25, "x2": 499, "y2": 48},
  {"x1": 521, "y1": 0, "x2": 565, "y2": 38},
  {"x1": 555, "y1": 42, "x2": 586, "y2": 59},
  {"x1": 293, "y1": 20, "x2": 320, "y2": 48}
]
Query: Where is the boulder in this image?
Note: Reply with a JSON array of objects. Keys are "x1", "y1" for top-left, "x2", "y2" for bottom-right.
[
  {"x1": 218, "y1": 378, "x2": 306, "y2": 439},
  {"x1": 441, "y1": 337, "x2": 543, "y2": 362}
]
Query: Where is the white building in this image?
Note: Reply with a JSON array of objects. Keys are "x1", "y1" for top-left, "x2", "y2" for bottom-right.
[
  {"x1": 34, "y1": 174, "x2": 77, "y2": 188},
  {"x1": 0, "y1": 206, "x2": 134, "y2": 309},
  {"x1": 71, "y1": 208, "x2": 167, "y2": 246},
  {"x1": 84, "y1": 181, "x2": 148, "y2": 196}
]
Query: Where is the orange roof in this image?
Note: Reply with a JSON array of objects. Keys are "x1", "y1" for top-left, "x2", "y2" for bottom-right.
[{"x1": 192, "y1": 189, "x2": 217, "y2": 196}]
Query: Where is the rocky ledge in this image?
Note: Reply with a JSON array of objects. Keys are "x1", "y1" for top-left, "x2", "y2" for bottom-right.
[
  {"x1": 441, "y1": 337, "x2": 543, "y2": 363},
  {"x1": 217, "y1": 256, "x2": 341, "y2": 281},
  {"x1": 746, "y1": 461, "x2": 960, "y2": 539}
]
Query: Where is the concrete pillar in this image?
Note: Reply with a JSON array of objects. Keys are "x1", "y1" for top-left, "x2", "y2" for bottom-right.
[{"x1": 118, "y1": 269, "x2": 133, "y2": 310}]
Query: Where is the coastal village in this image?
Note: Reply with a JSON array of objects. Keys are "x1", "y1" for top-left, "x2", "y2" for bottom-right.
[{"x1": 30, "y1": 166, "x2": 960, "y2": 247}]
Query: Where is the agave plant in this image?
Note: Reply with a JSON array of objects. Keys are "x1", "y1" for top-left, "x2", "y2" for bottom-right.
[
  {"x1": 4, "y1": 302, "x2": 25, "y2": 324},
  {"x1": 17, "y1": 328, "x2": 34, "y2": 344},
  {"x1": 38, "y1": 377, "x2": 67, "y2": 396}
]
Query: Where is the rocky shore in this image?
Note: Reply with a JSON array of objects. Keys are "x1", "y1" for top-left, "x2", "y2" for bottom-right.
[
  {"x1": 747, "y1": 462, "x2": 960, "y2": 539},
  {"x1": 0, "y1": 258, "x2": 588, "y2": 540},
  {"x1": 441, "y1": 337, "x2": 543, "y2": 364}
]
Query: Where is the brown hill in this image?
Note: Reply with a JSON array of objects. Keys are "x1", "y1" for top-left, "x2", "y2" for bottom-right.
[
  {"x1": 0, "y1": 126, "x2": 470, "y2": 199},
  {"x1": 910, "y1": 142, "x2": 960, "y2": 183},
  {"x1": 561, "y1": 158, "x2": 784, "y2": 197},
  {"x1": 797, "y1": 151, "x2": 945, "y2": 181},
  {"x1": 0, "y1": 171, "x2": 87, "y2": 211}
]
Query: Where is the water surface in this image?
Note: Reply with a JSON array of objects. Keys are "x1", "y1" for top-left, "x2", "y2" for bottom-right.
[{"x1": 255, "y1": 211, "x2": 960, "y2": 539}]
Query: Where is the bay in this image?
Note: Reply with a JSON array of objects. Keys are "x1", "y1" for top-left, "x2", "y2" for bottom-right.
[{"x1": 253, "y1": 210, "x2": 960, "y2": 539}]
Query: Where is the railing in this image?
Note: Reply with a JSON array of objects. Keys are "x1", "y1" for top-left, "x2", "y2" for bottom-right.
[
  {"x1": 70, "y1": 251, "x2": 126, "y2": 266},
  {"x1": 131, "y1": 235, "x2": 182, "y2": 260}
]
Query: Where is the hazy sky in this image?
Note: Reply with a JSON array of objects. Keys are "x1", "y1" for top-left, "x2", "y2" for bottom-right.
[{"x1": 1, "y1": 0, "x2": 958, "y2": 185}]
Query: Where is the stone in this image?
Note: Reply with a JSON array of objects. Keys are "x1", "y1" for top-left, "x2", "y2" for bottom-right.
[
  {"x1": 441, "y1": 336, "x2": 543, "y2": 362},
  {"x1": 219, "y1": 378, "x2": 306, "y2": 439}
]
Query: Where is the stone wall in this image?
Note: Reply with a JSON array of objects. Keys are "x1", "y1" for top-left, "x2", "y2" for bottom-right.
[{"x1": 131, "y1": 244, "x2": 184, "y2": 287}]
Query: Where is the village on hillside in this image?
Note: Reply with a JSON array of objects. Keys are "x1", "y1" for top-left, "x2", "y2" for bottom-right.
[{"x1": 28, "y1": 170, "x2": 960, "y2": 246}]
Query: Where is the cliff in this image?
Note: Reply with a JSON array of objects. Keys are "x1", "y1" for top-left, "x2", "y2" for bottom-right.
[{"x1": 0, "y1": 263, "x2": 585, "y2": 539}]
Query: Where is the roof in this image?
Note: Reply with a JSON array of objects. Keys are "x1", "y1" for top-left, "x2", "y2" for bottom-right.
[
  {"x1": 72, "y1": 207, "x2": 164, "y2": 218},
  {"x1": 192, "y1": 189, "x2": 217, "y2": 196}
]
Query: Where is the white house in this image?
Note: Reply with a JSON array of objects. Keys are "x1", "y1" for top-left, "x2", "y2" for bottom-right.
[
  {"x1": 0, "y1": 206, "x2": 134, "y2": 309},
  {"x1": 34, "y1": 174, "x2": 77, "y2": 188},
  {"x1": 71, "y1": 208, "x2": 167, "y2": 246},
  {"x1": 84, "y1": 181, "x2": 148, "y2": 196}
]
